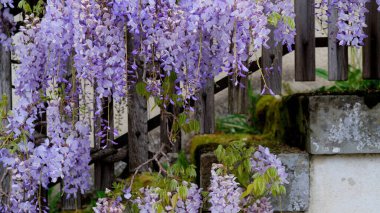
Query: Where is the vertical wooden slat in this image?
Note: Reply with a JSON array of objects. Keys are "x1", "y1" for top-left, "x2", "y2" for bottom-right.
[
  {"x1": 328, "y1": 0, "x2": 348, "y2": 81},
  {"x1": 0, "y1": 45, "x2": 11, "y2": 109},
  {"x1": 228, "y1": 77, "x2": 248, "y2": 114},
  {"x1": 128, "y1": 72, "x2": 149, "y2": 172},
  {"x1": 262, "y1": 25, "x2": 283, "y2": 95},
  {"x1": 127, "y1": 29, "x2": 149, "y2": 173},
  {"x1": 94, "y1": 97, "x2": 115, "y2": 190},
  {"x1": 0, "y1": 42, "x2": 12, "y2": 206},
  {"x1": 197, "y1": 79, "x2": 215, "y2": 134},
  {"x1": 295, "y1": 0, "x2": 316, "y2": 81},
  {"x1": 363, "y1": 0, "x2": 380, "y2": 79}
]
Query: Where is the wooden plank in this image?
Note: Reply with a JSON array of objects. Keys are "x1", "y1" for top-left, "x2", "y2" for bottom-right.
[
  {"x1": 295, "y1": 0, "x2": 316, "y2": 81},
  {"x1": 328, "y1": 0, "x2": 348, "y2": 81},
  {"x1": 0, "y1": 43, "x2": 11, "y2": 206},
  {"x1": 94, "y1": 96, "x2": 115, "y2": 190},
  {"x1": 228, "y1": 76, "x2": 248, "y2": 114},
  {"x1": 197, "y1": 79, "x2": 215, "y2": 134},
  {"x1": 0, "y1": 44, "x2": 11, "y2": 109},
  {"x1": 262, "y1": 25, "x2": 283, "y2": 95},
  {"x1": 363, "y1": 0, "x2": 380, "y2": 79},
  {"x1": 128, "y1": 74, "x2": 149, "y2": 172}
]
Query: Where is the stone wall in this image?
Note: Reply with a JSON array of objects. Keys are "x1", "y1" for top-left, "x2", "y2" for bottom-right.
[{"x1": 197, "y1": 93, "x2": 380, "y2": 213}]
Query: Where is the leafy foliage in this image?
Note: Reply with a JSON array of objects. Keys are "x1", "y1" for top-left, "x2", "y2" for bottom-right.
[
  {"x1": 317, "y1": 67, "x2": 380, "y2": 91},
  {"x1": 216, "y1": 114, "x2": 259, "y2": 134},
  {"x1": 216, "y1": 82, "x2": 261, "y2": 135},
  {"x1": 211, "y1": 141, "x2": 287, "y2": 211}
]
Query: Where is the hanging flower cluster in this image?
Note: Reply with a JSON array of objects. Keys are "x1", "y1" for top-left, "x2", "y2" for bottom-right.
[
  {"x1": 1, "y1": 0, "x2": 378, "y2": 212},
  {"x1": 251, "y1": 145, "x2": 288, "y2": 184},
  {"x1": 93, "y1": 197, "x2": 126, "y2": 213},
  {"x1": 209, "y1": 143, "x2": 288, "y2": 213},
  {"x1": 0, "y1": 7, "x2": 15, "y2": 50},
  {"x1": 315, "y1": 0, "x2": 380, "y2": 47},
  {"x1": 133, "y1": 182, "x2": 203, "y2": 212},
  {"x1": 209, "y1": 164, "x2": 243, "y2": 213}
]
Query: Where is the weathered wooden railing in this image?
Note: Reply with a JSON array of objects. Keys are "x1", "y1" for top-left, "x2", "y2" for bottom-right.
[{"x1": 0, "y1": 0, "x2": 379, "y2": 209}]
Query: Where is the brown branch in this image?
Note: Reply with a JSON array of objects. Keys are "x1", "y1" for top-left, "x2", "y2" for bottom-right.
[
  {"x1": 104, "y1": 148, "x2": 128, "y2": 163},
  {"x1": 90, "y1": 148, "x2": 117, "y2": 164},
  {"x1": 129, "y1": 144, "x2": 167, "y2": 187}
]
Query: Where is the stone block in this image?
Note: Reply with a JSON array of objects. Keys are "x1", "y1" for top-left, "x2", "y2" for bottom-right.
[
  {"x1": 272, "y1": 153, "x2": 310, "y2": 212},
  {"x1": 199, "y1": 152, "x2": 218, "y2": 190},
  {"x1": 307, "y1": 95, "x2": 380, "y2": 154}
]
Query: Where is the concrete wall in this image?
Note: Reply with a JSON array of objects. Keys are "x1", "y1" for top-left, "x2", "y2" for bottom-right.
[{"x1": 308, "y1": 155, "x2": 380, "y2": 213}]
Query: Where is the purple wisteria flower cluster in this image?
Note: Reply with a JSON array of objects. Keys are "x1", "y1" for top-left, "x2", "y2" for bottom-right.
[
  {"x1": 134, "y1": 181, "x2": 203, "y2": 213},
  {"x1": 111, "y1": 0, "x2": 296, "y2": 106},
  {"x1": 0, "y1": 0, "x2": 13, "y2": 7},
  {"x1": 209, "y1": 164, "x2": 243, "y2": 213},
  {"x1": 93, "y1": 197, "x2": 126, "y2": 213},
  {"x1": 209, "y1": 145, "x2": 288, "y2": 213},
  {"x1": 175, "y1": 181, "x2": 203, "y2": 213},
  {"x1": 334, "y1": 0, "x2": 370, "y2": 47},
  {"x1": 316, "y1": 0, "x2": 380, "y2": 47},
  {"x1": 1, "y1": 100, "x2": 91, "y2": 211},
  {"x1": 251, "y1": 145, "x2": 288, "y2": 184},
  {"x1": 245, "y1": 197, "x2": 274, "y2": 213},
  {"x1": 4, "y1": 0, "x2": 378, "y2": 211}
]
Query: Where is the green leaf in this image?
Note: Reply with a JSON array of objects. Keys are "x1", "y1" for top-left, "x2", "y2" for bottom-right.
[
  {"x1": 252, "y1": 176, "x2": 266, "y2": 197},
  {"x1": 316, "y1": 68, "x2": 328, "y2": 80},
  {"x1": 169, "y1": 179, "x2": 178, "y2": 191},
  {"x1": 266, "y1": 167, "x2": 278, "y2": 179},
  {"x1": 241, "y1": 183, "x2": 255, "y2": 198},
  {"x1": 178, "y1": 185, "x2": 188, "y2": 200},
  {"x1": 136, "y1": 82, "x2": 150, "y2": 98},
  {"x1": 171, "y1": 193, "x2": 179, "y2": 210}
]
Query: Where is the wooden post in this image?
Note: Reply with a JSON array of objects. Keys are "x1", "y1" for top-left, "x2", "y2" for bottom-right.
[
  {"x1": 262, "y1": 25, "x2": 282, "y2": 95},
  {"x1": 94, "y1": 97, "x2": 115, "y2": 190},
  {"x1": 197, "y1": 79, "x2": 215, "y2": 134},
  {"x1": 295, "y1": 0, "x2": 316, "y2": 81},
  {"x1": 128, "y1": 72, "x2": 149, "y2": 172},
  {"x1": 228, "y1": 76, "x2": 248, "y2": 114},
  {"x1": 0, "y1": 42, "x2": 11, "y2": 206},
  {"x1": 328, "y1": 0, "x2": 348, "y2": 81},
  {"x1": 363, "y1": 0, "x2": 380, "y2": 79}
]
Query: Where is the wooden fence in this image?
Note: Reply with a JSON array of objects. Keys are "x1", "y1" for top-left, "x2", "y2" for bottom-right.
[{"x1": 0, "y1": 0, "x2": 379, "y2": 209}]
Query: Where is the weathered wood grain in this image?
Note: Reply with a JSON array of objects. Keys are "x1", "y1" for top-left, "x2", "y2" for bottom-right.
[
  {"x1": 262, "y1": 25, "x2": 282, "y2": 94},
  {"x1": 295, "y1": 0, "x2": 316, "y2": 81},
  {"x1": 363, "y1": 0, "x2": 380, "y2": 79},
  {"x1": 328, "y1": 0, "x2": 348, "y2": 81}
]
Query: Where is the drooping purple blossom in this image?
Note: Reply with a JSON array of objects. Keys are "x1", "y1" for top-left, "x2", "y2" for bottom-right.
[
  {"x1": 93, "y1": 197, "x2": 126, "y2": 213},
  {"x1": 209, "y1": 164, "x2": 243, "y2": 213},
  {"x1": 245, "y1": 197, "x2": 274, "y2": 213},
  {"x1": 315, "y1": 0, "x2": 371, "y2": 47},
  {"x1": 134, "y1": 187, "x2": 161, "y2": 213},
  {"x1": 251, "y1": 145, "x2": 288, "y2": 184},
  {"x1": 175, "y1": 181, "x2": 203, "y2": 213},
  {"x1": 0, "y1": 0, "x2": 13, "y2": 7}
]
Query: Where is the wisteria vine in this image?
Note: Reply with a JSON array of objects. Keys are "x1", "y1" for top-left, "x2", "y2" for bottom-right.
[{"x1": 0, "y1": 0, "x2": 379, "y2": 212}]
